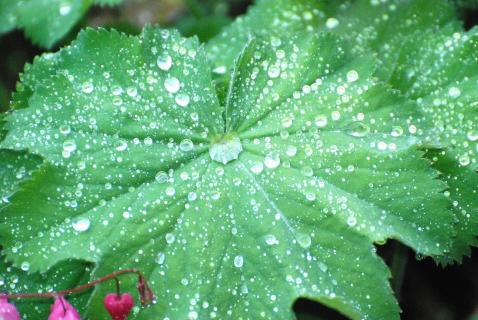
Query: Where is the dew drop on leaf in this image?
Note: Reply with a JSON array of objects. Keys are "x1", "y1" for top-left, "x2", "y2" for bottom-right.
[
  {"x1": 175, "y1": 93, "x2": 190, "y2": 107},
  {"x1": 315, "y1": 115, "x2": 328, "y2": 128},
  {"x1": 264, "y1": 153, "x2": 280, "y2": 169},
  {"x1": 71, "y1": 217, "x2": 91, "y2": 232},
  {"x1": 157, "y1": 54, "x2": 173, "y2": 71},
  {"x1": 155, "y1": 171, "x2": 168, "y2": 183},
  {"x1": 296, "y1": 233, "x2": 312, "y2": 249},
  {"x1": 20, "y1": 261, "x2": 30, "y2": 272},
  {"x1": 346, "y1": 70, "x2": 359, "y2": 82},
  {"x1": 346, "y1": 122, "x2": 370, "y2": 137},
  {"x1": 179, "y1": 139, "x2": 194, "y2": 152},
  {"x1": 165, "y1": 233, "x2": 176, "y2": 244},
  {"x1": 234, "y1": 255, "x2": 244, "y2": 268},
  {"x1": 62, "y1": 140, "x2": 77, "y2": 152},
  {"x1": 164, "y1": 77, "x2": 181, "y2": 93},
  {"x1": 81, "y1": 82, "x2": 94, "y2": 94},
  {"x1": 250, "y1": 162, "x2": 264, "y2": 174},
  {"x1": 156, "y1": 252, "x2": 165, "y2": 265},
  {"x1": 265, "y1": 234, "x2": 279, "y2": 246}
]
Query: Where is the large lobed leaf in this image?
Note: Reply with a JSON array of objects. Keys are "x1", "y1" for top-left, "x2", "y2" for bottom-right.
[
  {"x1": 0, "y1": 25, "x2": 455, "y2": 319},
  {"x1": 208, "y1": 0, "x2": 478, "y2": 262},
  {"x1": 0, "y1": 0, "x2": 122, "y2": 48}
]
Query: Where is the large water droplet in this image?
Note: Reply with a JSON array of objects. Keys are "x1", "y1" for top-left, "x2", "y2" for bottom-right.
[
  {"x1": 157, "y1": 54, "x2": 172, "y2": 71},
  {"x1": 179, "y1": 139, "x2": 194, "y2": 152},
  {"x1": 164, "y1": 77, "x2": 180, "y2": 93},
  {"x1": 264, "y1": 153, "x2": 281, "y2": 169},
  {"x1": 209, "y1": 136, "x2": 243, "y2": 165},
  {"x1": 63, "y1": 140, "x2": 77, "y2": 152},
  {"x1": 165, "y1": 233, "x2": 176, "y2": 244},
  {"x1": 175, "y1": 93, "x2": 190, "y2": 107},
  {"x1": 156, "y1": 252, "x2": 165, "y2": 265},
  {"x1": 296, "y1": 233, "x2": 311, "y2": 249},
  {"x1": 346, "y1": 122, "x2": 370, "y2": 137},
  {"x1": 72, "y1": 217, "x2": 91, "y2": 232}
]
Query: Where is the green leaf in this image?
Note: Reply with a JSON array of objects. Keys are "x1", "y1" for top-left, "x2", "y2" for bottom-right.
[
  {"x1": 0, "y1": 27, "x2": 454, "y2": 319},
  {"x1": 0, "y1": 0, "x2": 122, "y2": 48},
  {"x1": 208, "y1": 0, "x2": 478, "y2": 262},
  {"x1": 0, "y1": 150, "x2": 42, "y2": 209},
  {"x1": 206, "y1": 0, "x2": 457, "y2": 80}
]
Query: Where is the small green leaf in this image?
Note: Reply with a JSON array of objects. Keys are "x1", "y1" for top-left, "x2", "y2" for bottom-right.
[
  {"x1": 0, "y1": 0, "x2": 122, "y2": 48},
  {"x1": 0, "y1": 27, "x2": 454, "y2": 319}
]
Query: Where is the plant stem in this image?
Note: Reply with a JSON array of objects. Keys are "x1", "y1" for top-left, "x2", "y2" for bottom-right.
[
  {"x1": 2, "y1": 269, "x2": 143, "y2": 300},
  {"x1": 390, "y1": 242, "x2": 408, "y2": 300}
]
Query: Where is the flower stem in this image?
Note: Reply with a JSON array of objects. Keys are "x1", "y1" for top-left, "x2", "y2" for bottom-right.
[{"x1": 1, "y1": 269, "x2": 146, "y2": 300}]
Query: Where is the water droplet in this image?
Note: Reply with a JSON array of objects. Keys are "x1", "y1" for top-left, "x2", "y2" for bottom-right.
[
  {"x1": 281, "y1": 116, "x2": 293, "y2": 128},
  {"x1": 164, "y1": 77, "x2": 180, "y2": 93},
  {"x1": 467, "y1": 130, "x2": 478, "y2": 141},
  {"x1": 165, "y1": 186, "x2": 176, "y2": 196},
  {"x1": 63, "y1": 140, "x2": 77, "y2": 152},
  {"x1": 126, "y1": 87, "x2": 138, "y2": 97},
  {"x1": 347, "y1": 216, "x2": 357, "y2": 227},
  {"x1": 234, "y1": 255, "x2": 244, "y2": 268},
  {"x1": 296, "y1": 233, "x2": 311, "y2": 249},
  {"x1": 209, "y1": 136, "x2": 243, "y2": 165},
  {"x1": 448, "y1": 86, "x2": 461, "y2": 98},
  {"x1": 459, "y1": 154, "x2": 470, "y2": 167},
  {"x1": 59, "y1": 3, "x2": 72, "y2": 16},
  {"x1": 391, "y1": 126, "x2": 404, "y2": 137},
  {"x1": 175, "y1": 93, "x2": 190, "y2": 107},
  {"x1": 72, "y1": 217, "x2": 91, "y2": 232},
  {"x1": 268, "y1": 66, "x2": 281, "y2": 78},
  {"x1": 250, "y1": 162, "x2": 264, "y2": 174},
  {"x1": 326, "y1": 17, "x2": 339, "y2": 29},
  {"x1": 264, "y1": 153, "x2": 281, "y2": 169},
  {"x1": 286, "y1": 145, "x2": 297, "y2": 157},
  {"x1": 59, "y1": 125, "x2": 71, "y2": 135},
  {"x1": 115, "y1": 140, "x2": 128, "y2": 152},
  {"x1": 179, "y1": 139, "x2": 194, "y2": 152},
  {"x1": 20, "y1": 262, "x2": 30, "y2": 272},
  {"x1": 346, "y1": 122, "x2": 370, "y2": 137},
  {"x1": 265, "y1": 234, "x2": 279, "y2": 246},
  {"x1": 156, "y1": 252, "x2": 165, "y2": 265},
  {"x1": 346, "y1": 70, "x2": 359, "y2": 82},
  {"x1": 165, "y1": 233, "x2": 176, "y2": 244},
  {"x1": 82, "y1": 82, "x2": 94, "y2": 94},
  {"x1": 157, "y1": 54, "x2": 172, "y2": 71},
  {"x1": 155, "y1": 171, "x2": 169, "y2": 183},
  {"x1": 315, "y1": 115, "x2": 328, "y2": 128}
]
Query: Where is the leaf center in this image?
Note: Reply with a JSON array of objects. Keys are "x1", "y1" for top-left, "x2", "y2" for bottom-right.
[{"x1": 209, "y1": 133, "x2": 243, "y2": 165}]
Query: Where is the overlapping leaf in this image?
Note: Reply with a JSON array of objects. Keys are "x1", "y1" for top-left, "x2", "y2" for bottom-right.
[
  {"x1": 0, "y1": 0, "x2": 122, "y2": 48},
  {"x1": 0, "y1": 25, "x2": 455, "y2": 319},
  {"x1": 208, "y1": 0, "x2": 478, "y2": 261}
]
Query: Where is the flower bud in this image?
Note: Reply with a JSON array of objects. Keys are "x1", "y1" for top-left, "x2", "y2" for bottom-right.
[
  {"x1": 0, "y1": 296, "x2": 21, "y2": 320},
  {"x1": 104, "y1": 293, "x2": 134, "y2": 320},
  {"x1": 48, "y1": 295, "x2": 81, "y2": 320}
]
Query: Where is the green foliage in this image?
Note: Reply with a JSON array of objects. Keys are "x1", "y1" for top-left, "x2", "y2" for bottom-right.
[
  {"x1": 0, "y1": 0, "x2": 122, "y2": 48},
  {"x1": 0, "y1": 1, "x2": 477, "y2": 319}
]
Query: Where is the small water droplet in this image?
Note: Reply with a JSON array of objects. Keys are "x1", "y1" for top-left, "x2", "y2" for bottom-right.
[
  {"x1": 59, "y1": 125, "x2": 71, "y2": 135},
  {"x1": 115, "y1": 140, "x2": 128, "y2": 152},
  {"x1": 72, "y1": 217, "x2": 91, "y2": 232},
  {"x1": 250, "y1": 162, "x2": 264, "y2": 174},
  {"x1": 296, "y1": 233, "x2": 311, "y2": 249},
  {"x1": 265, "y1": 234, "x2": 279, "y2": 246},
  {"x1": 281, "y1": 116, "x2": 293, "y2": 128},
  {"x1": 326, "y1": 17, "x2": 339, "y2": 29},
  {"x1": 346, "y1": 122, "x2": 370, "y2": 137},
  {"x1": 82, "y1": 82, "x2": 94, "y2": 94},
  {"x1": 448, "y1": 86, "x2": 461, "y2": 98},
  {"x1": 164, "y1": 77, "x2": 181, "y2": 93},
  {"x1": 157, "y1": 54, "x2": 172, "y2": 71},
  {"x1": 315, "y1": 115, "x2": 328, "y2": 128},
  {"x1": 63, "y1": 140, "x2": 77, "y2": 152},
  {"x1": 268, "y1": 66, "x2": 281, "y2": 78},
  {"x1": 264, "y1": 153, "x2": 281, "y2": 169},
  {"x1": 234, "y1": 255, "x2": 244, "y2": 268},
  {"x1": 347, "y1": 216, "x2": 357, "y2": 227},
  {"x1": 179, "y1": 139, "x2": 194, "y2": 152},
  {"x1": 156, "y1": 252, "x2": 165, "y2": 265},
  {"x1": 165, "y1": 233, "x2": 176, "y2": 244},
  {"x1": 59, "y1": 3, "x2": 72, "y2": 16},
  {"x1": 391, "y1": 126, "x2": 404, "y2": 137},
  {"x1": 467, "y1": 130, "x2": 478, "y2": 141},
  {"x1": 286, "y1": 145, "x2": 297, "y2": 157},
  {"x1": 346, "y1": 70, "x2": 359, "y2": 82},
  {"x1": 155, "y1": 171, "x2": 169, "y2": 183},
  {"x1": 175, "y1": 93, "x2": 190, "y2": 107},
  {"x1": 20, "y1": 261, "x2": 30, "y2": 272},
  {"x1": 165, "y1": 186, "x2": 176, "y2": 196},
  {"x1": 459, "y1": 154, "x2": 470, "y2": 167}
]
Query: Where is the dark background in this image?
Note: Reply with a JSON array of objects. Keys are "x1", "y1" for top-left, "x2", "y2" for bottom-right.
[{"x1": 0, "y1": 1, "x2": 477, "y2": 319}]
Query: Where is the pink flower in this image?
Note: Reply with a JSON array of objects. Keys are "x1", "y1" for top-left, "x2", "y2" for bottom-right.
[
  {"x1": 0, "y1": 296, "x2": 21, "y2": 320},
  {"x1": 48, "y1": 296, "x2": 81, "y2": 320},
  {"x1": 104, "y1": 293, "x2": 134, "y2": 320}
]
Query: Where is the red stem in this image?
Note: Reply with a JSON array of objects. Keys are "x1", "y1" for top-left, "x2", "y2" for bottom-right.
[{"x1": 2, "y1": 269, "x2": 143, "y2": 300}]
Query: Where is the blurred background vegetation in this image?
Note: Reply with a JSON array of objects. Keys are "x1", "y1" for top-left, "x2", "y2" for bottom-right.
[{"x1": 0, "y1": 1, "x2": 477, "y2": 319}]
